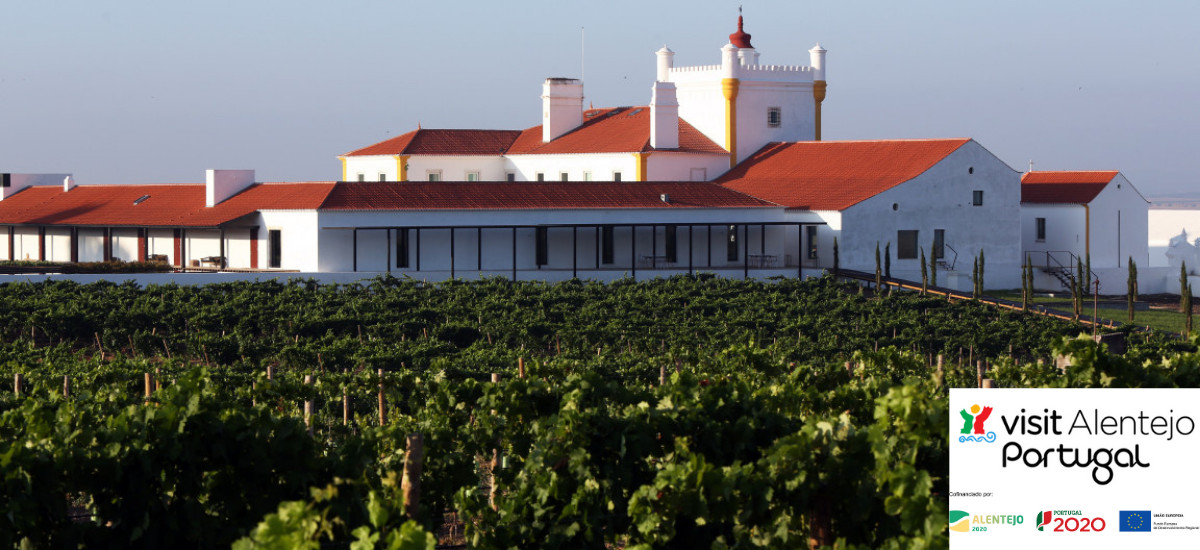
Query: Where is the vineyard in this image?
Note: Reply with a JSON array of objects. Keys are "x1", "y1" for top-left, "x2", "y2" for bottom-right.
[{"x1": 0, "y1": 275, "x2": 1194, "y2": 549}]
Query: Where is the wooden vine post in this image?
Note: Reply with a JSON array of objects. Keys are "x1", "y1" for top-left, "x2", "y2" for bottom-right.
[
  {"x1": 144, "y1": 372, "x2": 154, "y2": 400},
  {"x1": 303, "y1": 375, "x2": 314, "y2": 436},
  {"x1": 489, "y1": 373, "x2": 501, "y2": 511},
  {"x1": 518, "y1": 357, "x2": 526, "y2": 379},
  {"x1": 343, "y1": 386, "x2": 350, "y2": 426},
  {"x1": 976, "y1": 361, "x2": 984, "y2": 389},
  {"x1": 63, "y1": 375, "x2": 70, "y2": 398},
  {"x1": 13, "y1": 373, "x2": 22, "y2": 397},
  {"x1": 402, "y1": 433, "x2": 424, "y2": 519},
  {"x1": 378, "y1": 369, "x2": 386, "y2": 426}
]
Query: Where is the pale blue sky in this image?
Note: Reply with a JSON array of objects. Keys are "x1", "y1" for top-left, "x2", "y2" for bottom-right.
[{"x1": 2, "y1": 1, "x2": 1197, "y2": 195}]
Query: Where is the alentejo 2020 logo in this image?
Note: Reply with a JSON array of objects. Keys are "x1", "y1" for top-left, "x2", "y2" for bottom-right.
[
  {"x1": 959, "y1": 404, "x2": 996, "y2": 443},
  {"x1": 950, "y1": 511, "x2": 971, "y2": 532}
]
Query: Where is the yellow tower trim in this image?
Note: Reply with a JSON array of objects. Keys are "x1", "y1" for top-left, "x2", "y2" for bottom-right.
[
  {"x1": 722, "y1": 78, "x2": 740, "y2": 169},
  {"x1": 634, "y1": 152, "x2": 651, "y2": 181},
  {"x1": 813, "y1": 80, "x2": 827, "y2": 141},
  {"x1": 395, "y1": 155, "x2": 410, "y2": 181}
]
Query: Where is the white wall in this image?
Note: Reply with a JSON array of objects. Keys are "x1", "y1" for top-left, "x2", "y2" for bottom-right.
[
  {"x1": 344, "y1": 155, "x2": 511, "y2": 182},
  {"x1": 147, "y1": 229, "x2": 175, "y2": 264},
  {"x1": 505, "y1": 153, "x2": 638, "y2": 182},
  {"x1": 1021, "y1": 204, "x2": 1085, "y2": 266},
  {"x1": 837, "y1": 140, "x2": 1022, "y2": 291},
  {"x1": 14, "y1": 227, "x2": 39, "y2": 261},
  {"x1": 1086, "y1": 173, "x2": 1148, "y2": 269},
  {"x1": 262, "y1": 211, "x2": 322, "y2": 272},
  {"x1": 1148, "y1": 208, "x2": 1200, "y2": 268},
  {"x1": 646, "y1": 152, "x2": 730, "y2": 181}
]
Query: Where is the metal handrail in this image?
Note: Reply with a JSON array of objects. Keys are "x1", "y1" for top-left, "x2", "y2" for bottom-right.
[
  {"x1": 1024, "y1": 250, "x2": 1100, "y2": 291},
  {"x1": 938, "y1": 244, "x2": 958, "y2": 271}
]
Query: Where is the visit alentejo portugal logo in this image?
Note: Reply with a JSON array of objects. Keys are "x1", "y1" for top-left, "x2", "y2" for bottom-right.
[
  {"x1": 978, "y1": 406, "x2": 1195, "y2": 485},
  {"x1": 959, "y1": 403, "x2": 996, "y2": 443}
]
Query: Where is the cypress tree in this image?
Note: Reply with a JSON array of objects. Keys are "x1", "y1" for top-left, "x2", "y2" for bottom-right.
[
  {"x1": 1021, "y1": 255, "x2": 1029, "y2": 312},
  {"x1": 875, "y1": 242, "x2": 882, "y2": 292},
  {"x1": 1188, "y1": 284, "x2": 1194, "y2": 337},
  {"x1": 930, "y1": 246, "x2": 938, "y2": 288},
  {"x1": 978, "y1": 249, "x2": 985, "y2": 295},
  {"x1": 884, "y1": 242, "x2": 892, "y2": 279},
  {"x1": 833, "y1": 237, "x2": 840, "y2": 275},
  {"x1": 1084, "y1": 254, "x2": 1092, "y2": 297},
  {"x1": 1074, "y1": 257, "x2": 1084, "y2": 320},
  {"x1": 1025, "y1": 255, "x2": 1035, "y2": 307},
  {"x1": 920, "y1": 248, "x2": 928, "y2": 295},
  {"x1": 972, "y1": 256, "x2": 979, "y2": 299},
  {"x1": 1128, "y1": 257, "x2": 1137, "y2": 323},
  {"x1": 1181, "y1": 263, "x2": 1190, "y2": 313}
]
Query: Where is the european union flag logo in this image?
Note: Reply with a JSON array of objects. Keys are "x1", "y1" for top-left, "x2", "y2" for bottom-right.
[{"x1": 1120, "y1": 510, "x2": 1151, "y2": 532}]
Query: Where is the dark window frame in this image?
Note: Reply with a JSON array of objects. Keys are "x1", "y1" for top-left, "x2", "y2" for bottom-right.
[
  {"x1": 806, "y1": 225, "x2": 818, "y2": 259},
  {"x1": 972, "y1": 190, "x2": 984, "y2": 206},
  {"x1": 933, "y1": 229, "x2": 945, "y2": 259},
  {"x1": 601, "y1": 226, "x2": 614, "y2": 264},
  {"x1": 665, "y1": 225, "x2": 678, "y2": 263},
  {"x1": 897, "y1": 230, "x2": 918, "y2": 259},
  {"x1": 268, "y1": 229, "x2": 282, "y2": 268},
  {"x1": 397, "y1": 228, "x2": 410, "y2": 268},
  {"x1": 535, "y1": 227, "x2": 548, "y2": 266},
  {"x1": 1035, "y1": 218, "x2": 1046, "y2": 242},
  {"x1": 727, "y1": 225, "x2": 739, "y2": 262}
]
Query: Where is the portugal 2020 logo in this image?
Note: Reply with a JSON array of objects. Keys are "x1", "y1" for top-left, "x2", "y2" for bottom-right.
[{"x1": 958, "y1": 404, "x2": 996, "y2": 443}]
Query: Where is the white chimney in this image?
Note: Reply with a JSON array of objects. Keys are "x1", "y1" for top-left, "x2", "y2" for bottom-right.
[
  {"x1": 63, "y1": 176, "x2": 75, "y2": 191},
  {"x1": 0, "y1": 173, "x2": 72, "y2": 201},
  {"x1": 655, "y1": 45, "x2": 675, "y2": 82},
  {"x1": 809, "y1": 43, "x2": 827, "y2": 81},
  {"x1": 205, "y1": 169, "x2": 255, "y2": 207},
  {"x1": 650, "y1": 81, "x2": 679, "y2": 150},
  {"x1": 542, "y1": 78, "x2": 584, "y2": 142}
]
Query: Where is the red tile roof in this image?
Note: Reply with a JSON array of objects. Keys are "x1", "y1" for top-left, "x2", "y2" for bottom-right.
[
  {"x1": 319, "y1": 182, "x2": 775, "y2": 210},
  {"x1": 0, "y1": 181, "x2": 772, "y2": 228},
  {"x1": 505, "y1": 107, "x2": 727, "y2": 155},
  {"x1": 343, "y1": 129, "x2": 523, "y2": 157},
  {"x1": 0, "y1": 183, "x2": 335, "y2": 227},
  {"x1": 1020, "y1": 171, "x2": 1118, "y2": 204},
  {"x1": 716, "y1": 139, "x2": 971, "y2": 210}
]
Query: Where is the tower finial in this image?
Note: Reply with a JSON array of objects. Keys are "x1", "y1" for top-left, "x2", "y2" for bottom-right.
[{"x1": 729, "y1": 6, "x2": 753, "y2": 48}]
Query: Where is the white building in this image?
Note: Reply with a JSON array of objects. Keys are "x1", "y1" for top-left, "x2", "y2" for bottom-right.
[
  {"x1": 1020, "y1": 171, "x2": 1148, "y2": 291},
  {"x1": 717, "y1": 138, "x2": 1024, "y2": 290},
  {"x1": 340, "y1": 14, "x2": 827, "y2": 183}
]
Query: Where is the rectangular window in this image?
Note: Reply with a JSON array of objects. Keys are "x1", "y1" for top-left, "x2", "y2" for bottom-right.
[
  {"x1": 0, "y1": 173, "x2": 9, "y2": 187},
  {"x1": 535, "y1": 227, "x2": 548, "y2": 266},
  {"x1": 268, "y1": 229, "x2": 282, "y2": 268},
  {"x1": 601, "y1": 226, "x2": 614, "y2": 264},
  {"x1": 612, "y1": 171, "x2": 622, "y2": 182},
  {"x1": 466, "y1": 171, "x2": 480, "y2": 182},
  {"x1": 806, "y1": 225, "x2": 818, "y2": 259},
  {"x1": 560, "y1": 172, "x2": 569, "y2": 182},
  {"x1": 427, "y1": 171, "x2": 441, "y2": 182},
  {"x1": 1035, "y1": 218, "x2": 1046, "y2": 242},
  {"x1": 767, "y1": 107, "x2": 782, "y2": 128},
  {"x1": 505, "y1": 172, "x2": 516, "y2": 182},
  {"x1": 727, "y1": 225, "x2": 739, "y2": 262},
  {"x1": 665, "y1": 225, "x2": 678, "y2": 263},
  {"x1": 536, "y1": 172, "x2": 545, "y2": 182},
  {"x1": 583, "y1": 171, "x2": 593, "y2": 181},
  {"x1": 357, "y1": 173, "x2": 365, "y2": 182},
  {"x1": 933, "y1": 229, "x2": 945, "y2": 259},
  {"x1": 972, "y1": 190, "x2": 983, "y2": 206},
  {"x1": 897, "y1": 230, "x2": 918, "y2": 259},
  {"x1": 378, "y1": 173, "x2": 387, "y2": 182},
  {"x1": 396, "y1": 229, "x2": 409, "y2": 268}
]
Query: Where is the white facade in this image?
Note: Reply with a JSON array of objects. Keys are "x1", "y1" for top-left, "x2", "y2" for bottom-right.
[
  {"x1": 812, "y1": 141, "x2": 1023, "y2": 290},
  {"x1": 1021, "y1": 173, "x2": 1148, "y2": 270},
  {"x1": 1148, "y1": 206, "x2": 1200, "y2": 268}
]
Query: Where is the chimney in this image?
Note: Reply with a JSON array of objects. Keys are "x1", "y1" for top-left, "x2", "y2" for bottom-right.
[
  {"x1": 655, "y1": 45, "x2": 675, "y2": 82},
  {"x1": 650, "y1": 81, "x2": 679, "y2": 150},
  {"x1": 0, "y1": 173, "x2": 72, "y2": 200},
  {"x1": 63, "y1": 176, "x2": 75, "y2": 191},
  {"x1": 206, "y1": 169, "x2": 255, "y2": 207},
  {"x1": 542, "y1": 78, "x2": 584, "y2": 142}
]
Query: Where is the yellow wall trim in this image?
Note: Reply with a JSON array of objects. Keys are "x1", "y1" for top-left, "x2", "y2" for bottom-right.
[
  {"x1": 395, "y1": 155, "x2": 410, "y2": 181},
  {"x1": 812, "y1": 80, "x2": 827, "y2": 141},
  {"x1": 634, "y1": 152, "x2": 651, "y2": 181},
  {"x1": 722, "y1": 78, "x2": 740, "y2": 169},
  {"x1": 339, "y1": 157, "x2": 347, "y2": 181}
]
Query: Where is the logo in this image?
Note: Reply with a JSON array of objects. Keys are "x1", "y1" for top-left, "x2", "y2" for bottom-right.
[
  {"x1": 950, "y1": 510, "x2": 971, "y2": 533},
  {"x1": 958, "y1": 403, "x2": 997, "y2": 443},
  {"x1": 1120, "y1": 510, "x2": 1151, "y2": 532},
  {"x1": 1036, "y1": 511, "x2": 1052, "y2": 531}
]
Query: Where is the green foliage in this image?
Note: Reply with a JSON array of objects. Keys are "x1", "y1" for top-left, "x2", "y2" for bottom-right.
[
  {"x1": 833, "y1": 237, "x2": 840, "y2": 274},
  {"x1": 0, "y1": 275, "x2": 1190, "y2": 548},
  {"x1": 920, "y1": 248, "x2": 928, "y2": 295}
]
